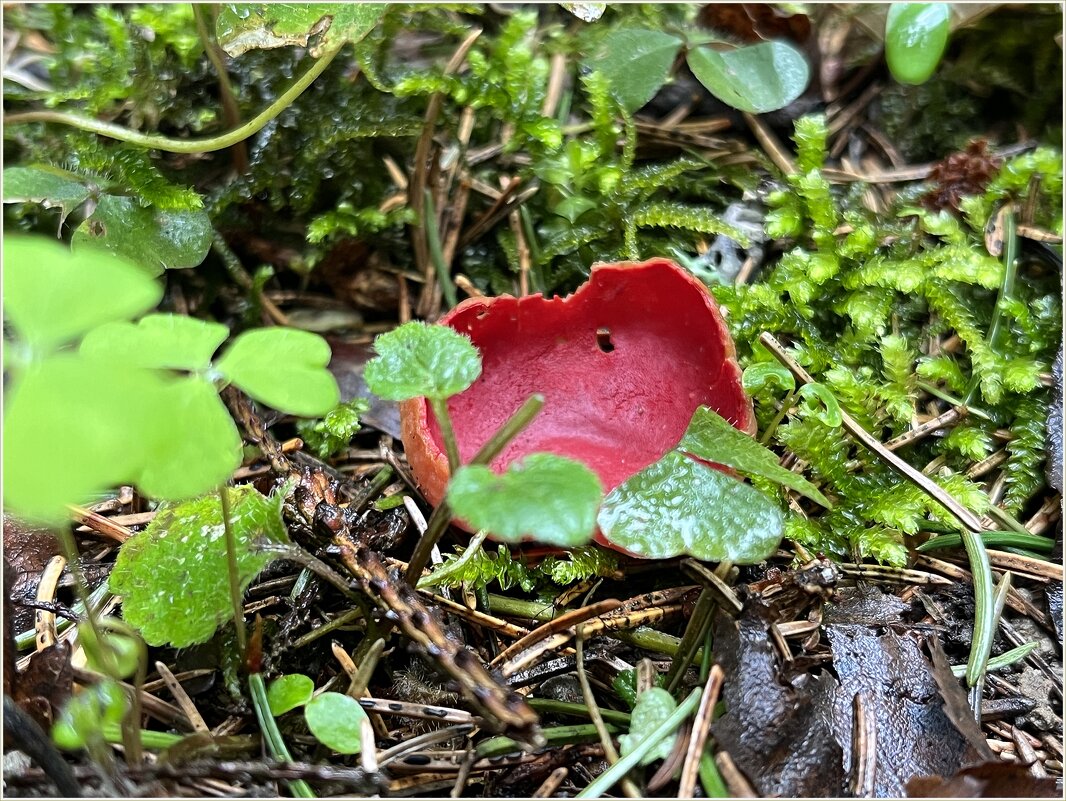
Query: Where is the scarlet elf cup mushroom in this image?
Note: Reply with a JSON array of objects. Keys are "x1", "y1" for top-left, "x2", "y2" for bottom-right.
[{"x1": 400, "y1": 257, "x2": 756, "y2": 554}]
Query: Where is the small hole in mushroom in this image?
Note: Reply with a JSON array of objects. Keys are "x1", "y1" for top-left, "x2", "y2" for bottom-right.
[{"x1": 596, "y1": 327, "x2": 615, "y2": 353}]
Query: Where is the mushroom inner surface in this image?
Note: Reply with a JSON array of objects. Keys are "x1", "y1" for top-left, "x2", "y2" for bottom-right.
[{"x1": 428, "y1": 260, "x2": 750, "y2": 493}]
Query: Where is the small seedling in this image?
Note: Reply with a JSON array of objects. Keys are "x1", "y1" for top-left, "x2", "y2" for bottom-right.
[{"x1": 265, "y1": 675, "x2": 370, "y2": 755}]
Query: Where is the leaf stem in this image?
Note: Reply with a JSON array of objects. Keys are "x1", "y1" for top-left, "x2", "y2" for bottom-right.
[
  {"x1": 219, "y1": 485, "x2": 247, "y2": 657},
  {"x1": 248, "y1": 672, "x2": 316, "y2": 798},
  {"x1": 423, "y1": 188, "x2": 458, "y2": 309},
  {"x1": 965, "y1": 204, "x2": 1017, "y2": 405},
  {"x1": 429, "y1": 397, "x2": 461, "y2": 474},
  {"x1": 4, "y1": 38, "x2": 347, "y2": 153},
  {"x1": 470, "y1": 393, "x2": 545, "y2": 466},
  {"x1": 405, "y1": 394, "x2": 544, "y2": 583},
  {"x1": 577, "y1": 688, "x2": 703, "y2": 799}
]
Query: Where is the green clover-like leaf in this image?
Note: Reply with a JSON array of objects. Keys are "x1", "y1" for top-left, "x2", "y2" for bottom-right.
[
  {"x1": 363, "y1": 321, "x2": 481, "y2": 401},
  {"x1": 679, "y1": 406, "x2": 830, "y2": 507},
  {"x1": 108, "y1": 485, "x2": 290, "y2": 647},
  {"x1": 3, "y1": 236, "x2": 162, "y2": 355},
  {"x1": 448, "y1": 455, "x2": 603, "y2": 548},
  {"x1": 216, "y1": 327, "x2": 340, "y2": 417},
  {"x1": 597, "y1": 28, "x2": 683, "y2": 114},
  {"x1": 80, "y1": 314, "x2": 228, "y2": 371},
  {"x1": 687, "y1": 40, "x2": 810, "y2": 114},
  {"x1": 2, "y1": 354, "x2": 169, "y2": 524},
  {"x1": 304, "y1": 692, "x2": 368, "y2": 754},
  {"x1": 267, "y1": 674, "x2": 315, "y2": 716},
  {"x1": 134, "y1": 378, "x2": 244, "y2": 500},
  {"x1": 597, "y1": 450, "x2": 784, "y2": 563}
]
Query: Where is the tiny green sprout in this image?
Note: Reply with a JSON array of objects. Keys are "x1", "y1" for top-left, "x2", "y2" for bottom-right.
[
  {"x1": 52, "y1": 679, "x2": 128, "y2": 751},
  {"x1": 885, "y1": 3, "x2": 951, "y2": 86},
  {"x1": 297, "y1": 398, "x2": 371, "y2": 459},
  {"x1": 798, "y1": 382, "x2": 844, "y2": 428},
  {"x1": 266, "y1": 674, "x2": 315, "y2": 716},
  {"x1": 742, "y1": 362, "x2": 797, "y2": 394}
]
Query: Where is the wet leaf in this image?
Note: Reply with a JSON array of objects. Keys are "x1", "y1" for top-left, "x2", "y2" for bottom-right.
[
  {"x1": 52, "y1": 678, "x2": 127, "y2": 751},
  {"x1": 72, "y1": 195, "x2": 212, "y2": 275},
  {"x1": 217, "y1": 3, "x2": 386, "y2": 58},
  {"x1": 885, "y1": 3, "x2": 951, "y2": 85},
  {"x1": 3, "y1": 237, "x2": 161, "y2": 356},
  {"x1": 597, "y1": 450, "x2": 784, "y2": 562},
  {"x1": 2, "y1": 165, "x2": 92, "y2": 228},
  {"x1": 597, "y1": 29, "x2": 683, "y2": 113},
  {"x1": 686, "y1": 40, "x2": 810, "y2": 114},
  {"x1": 679, "y1": 406, "x2": 830, "y2": 507},
  {"x1": 13, "y1": 642, "x2": 73, "y2": 730},
  {"x1": 618, "y1": 687, "x2": 678, "y2": 765},
  {"x1": 216, "y1": 328, "x2": 340, "y2": 417},
  {"x1": 80, "y1": 314, "x2": 229, "y2": 371},
  {"x1": 448, "y1": 455, "x2": 603, "y2": 548},
  {"x1": 267, "y1": 674, "x2": 314, "y2": 716},
  {"x1": 108, "y1": 486, "x2": 290, "y2": 647},
  {"x1": 363, "y1": 321, "x2": 481, "y2": 401},
  {"x1": 304, "y1": 692, "x2": 368, "y2": 754}
]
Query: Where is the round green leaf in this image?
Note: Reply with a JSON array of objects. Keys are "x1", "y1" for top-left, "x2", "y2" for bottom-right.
[
  {"x1": 2, "y1": 354, "x2": 169, "y2": 524},
  {"x1": 215, "y1": 327, "x2": 340, "y2": 417},
  {"x1": 618, "y1": 688, "x2": 678, "y2": 766},
  {"x1": 597, "y1": 28, "x2": 683, "y2": 114},
  {"x1": 448, "y1": 455, "x2": 603, "y2": 548},
  {"x1": 79, "y1": 627, "x2": 141, "y2": 680},
  {"x1": 267, "y1": 674, "x2": 315, "y2": 716},
  {"x1": 135, "y1": 378, "x2": 243, "y2": 500},
  {"x1": 303, "y1": 692, "x2": 368, "y2": 754},
  {"x1": 108, "y1": 486, "x2": 290, "y2": 647},
  {"x1": 597, "y1": 451, "x2": 784, "y2": 563},
  {"x1": 2, "y1": 236, "x2": 162, "y2": 354},
  {"x1": 686, "y1": 40, "x2": 810, "y2": 114},
  {"x1": 885, "y1": 3, "x2": 951, "y2": 85},
  {"x1": 80, "y1": 314, "x2": 229, "y2": 371},
  {"x1": 72, "y1": 195, "x2": 213, "y2": 275},
  {"x1": 363, "y1": 321, "x2": 481, "y2": 401}
]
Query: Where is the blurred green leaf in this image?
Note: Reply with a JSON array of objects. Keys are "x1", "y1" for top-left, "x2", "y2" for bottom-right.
[
  {"x1": 618, "y1": 687, "x2": 677, "y2": 765},
  {"x1": 216, "y1": 328, "x2": 340, "y2": 417},
  {"x1": 80, "y1": 314, "x2": 228, "y2": 371},
  {"x1": 885, "y1": 3, "x2": 951, "y2": 85}
]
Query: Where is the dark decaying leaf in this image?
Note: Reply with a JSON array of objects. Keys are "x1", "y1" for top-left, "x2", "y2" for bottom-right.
[
  {"x1": 906, "y1": 761, "x2": 1062, "y2": 797},
  {"x1": 2, "y1": 518, "x2": 61, "y2": 632},
  {"x1": 711, "y1": 596, "x2": 847, "y2": 797},
  {"x1": 826, "y1": 624, "x2": 991, "y2": 797},
  {"x1": 822, "y1": 583, "x2": 909, "y2": 626},
  {"x1": 12, "y1": 642, "x2": 74, "y2": 730}
]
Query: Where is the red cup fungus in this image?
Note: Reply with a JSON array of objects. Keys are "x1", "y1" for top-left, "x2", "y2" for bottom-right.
[{"x1": 399, "y1": 257, "x2": 756, "y2": 553}]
